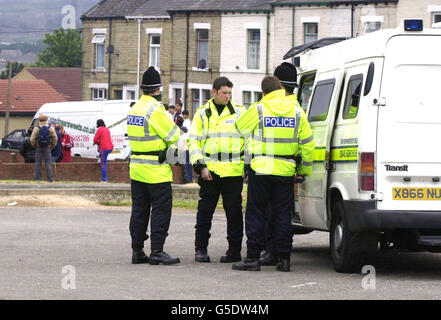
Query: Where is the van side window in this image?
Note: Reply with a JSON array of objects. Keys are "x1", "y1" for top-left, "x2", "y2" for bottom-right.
[
  {"x1": 297, "y1": 73, "x2": 316, "y2": 111},
  {"x1": 308, "y1": 79, "x2": 335, "y2": 122},
  {"x1": 342, "y1": 74, "x2": 363, "y2": 120}
]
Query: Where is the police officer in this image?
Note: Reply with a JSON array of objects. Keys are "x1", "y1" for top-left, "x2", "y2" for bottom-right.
[
  {"x1": 188, "y1": 77, "x2": 245, "y2": 263},
  {"x1": 128, "y1": 66, "x2": 181, "y2": 265},
  {"x1": 260, "y1": 62, "x2": 301, "y2": 267},
  {"x1": 233, "y1": 75, "x2": 315, "y2": 272}
]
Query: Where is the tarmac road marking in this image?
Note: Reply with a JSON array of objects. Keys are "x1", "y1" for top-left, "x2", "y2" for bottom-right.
[{"x1": 291, "y1": 282, "x2": 317, "y2": 288}]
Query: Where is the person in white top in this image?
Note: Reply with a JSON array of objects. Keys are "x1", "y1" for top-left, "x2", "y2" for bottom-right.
[
  {"x1": 181, "y1": 110, "x2": 191, "y2": 131},
  {"x1": 177, "y1": 126, "x2": 193, "y2": 184},
  {"x1": 167, "y1": 105, "x2": 175, "y2": 122}
]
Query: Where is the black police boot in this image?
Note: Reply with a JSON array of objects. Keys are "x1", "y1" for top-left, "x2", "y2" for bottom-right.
[
  {"x1": 131, "y1": 248, "x2": 150, "y2": 264},
  {"x1": 276, "y1": 259, "x2": 291, "y2": 272},
  {"x1": 149, "y1": 250, "x2": 181, "y2": 265},
  {"x1": 220, "y1": 250, "x2": 242, "y2": 263},
  {"x1": 259, "y1": 251, "x2": 278, "y2": 266},
  {"x1": 232, "y1": 258, "x2": 260, "y2": 271},
  {"x1": 195, "y1": 249, "x2": 210, "y2": 263}
]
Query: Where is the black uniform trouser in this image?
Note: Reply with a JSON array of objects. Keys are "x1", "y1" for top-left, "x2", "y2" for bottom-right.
[
  {"x1": 129, "y1": 180, "x2": 172, "y2": 252},
  {"x1": 264, "y1": 204, "x2": 277, "y2": 254},
  {"x1": 195, "y1": 174, "x2": 244, "y2": 253},
  {"x1": 246, "y1": 172, "x2": 294, "y2": 260}
]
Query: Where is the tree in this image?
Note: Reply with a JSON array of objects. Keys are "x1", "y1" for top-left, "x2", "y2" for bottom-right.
[
  {"x1": 36, "y1": 28, "x2": 82, "y2": 67},
  {"x1": 0, "y1": 62, "x2": 24, "y2": 79}
]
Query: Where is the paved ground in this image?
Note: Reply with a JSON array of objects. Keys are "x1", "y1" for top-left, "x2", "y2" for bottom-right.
[{"x1": 1, "y1": 207, "x2": 441, "y2": 300}]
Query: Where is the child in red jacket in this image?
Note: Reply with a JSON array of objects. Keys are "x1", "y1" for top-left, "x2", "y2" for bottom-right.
[{"x1": 93, "y1": 119, "x2": 114, "y2": 182}]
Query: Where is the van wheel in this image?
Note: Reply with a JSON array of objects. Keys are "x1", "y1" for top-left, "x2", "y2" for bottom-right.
[{"x1": 330, "y1": 201, "x2": 378, "y2": 273}]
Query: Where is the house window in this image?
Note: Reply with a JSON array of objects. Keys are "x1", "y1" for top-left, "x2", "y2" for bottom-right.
[
  {"x1": 114, "y1": 90, "x2": 122, "y2": 100},
  {"x1": 192, "y1": 89, "x2": 211, "y2": 110},
  {"x1": 433, "y1": 12, "x2": 441, "y2": 24},
  {"x1": 92, "y1": 34, "x2": 105, "y2": 69},
  {"x1": 242, "y1": 90, "x2": 262, "y2": 108},
  {"x1": 304, "y1": 23, "x2": 318, "y2": 44},
  {"x1": 364, "y1": 21, "x2": 381, "y2": 33},
  {"x1": 92, "y1": 88, "x2": 107, "y2": 100},
  {"x1": 247, "y1": 29, "x2": 260, "y2": 70},
  {"x1": 149, "y1": 35, "x2": 160, "y2": 69},
  {"x1": 196, "y1": 29, "x2": 209, "y2": 69},
  {"x1": 174, "y1": 88, "x2": 182, "y2": 106}
]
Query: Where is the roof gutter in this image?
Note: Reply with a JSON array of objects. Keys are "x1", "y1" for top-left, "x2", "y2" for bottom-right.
[{"x1": 271, "y1": 0, "x2": 397, "y2": 6}]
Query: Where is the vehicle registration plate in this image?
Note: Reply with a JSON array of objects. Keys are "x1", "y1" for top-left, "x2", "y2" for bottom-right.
[
  {"x1": 111, "y1": 150, "x2": 121, "y2": 154},
  {"x1": 393, "y1": 187, "x2": 441, "y2": 200}
]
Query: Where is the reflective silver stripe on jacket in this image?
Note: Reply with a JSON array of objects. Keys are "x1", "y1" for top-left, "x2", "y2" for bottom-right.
[
  {"x1": 202, "y1": 152, "x2": 243, "y2": 162},
  {"x1": 204, "y1": 132, "x2": 242, "y2": 139},
  {"x1": 164, "y1": 125, "x2": 179, "y2": 142},
  {"x1": 252, "y1": 154, "x2": 296, "y2": 164},
  {"x1": 128, "y1": 135, "x2": 161, "y2": 142},
  {"x1": 190, "y1": 149, "x2": 203, "y2": 158},
  {"x1": 301, "y1": 135, "x2": 314, "y2": 145},
  {"x1": 130, "y1": 158, "x2": 163, "y2": 165},
  {"x1": 301, "y1": 161, "x2": 313, "y2": 167}
]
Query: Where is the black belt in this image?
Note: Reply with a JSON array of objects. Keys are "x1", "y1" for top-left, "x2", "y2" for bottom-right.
[
  {"x1": 204, "y1": 151, "x2": 244, "y2": 161},
  {"x1": 131, "y1": 151, "x2": 161, "y2": 156},
  {"x1": 251, "y1": 153, "x2": 298, "y2": 161}
]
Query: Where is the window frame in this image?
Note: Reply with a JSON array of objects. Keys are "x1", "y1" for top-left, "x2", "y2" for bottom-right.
[
  {"x1": 342, "y1": 74, "x2": 364, "y2": 120},
  {"x1": 307, "y1": 78, "x2": 336, "y2": 122},
  {"x1": 304, "y1": 23, "x2": 318, "y2": 44},
  {"x1": 196, "y1": 29, "x2": 209, "y2": 69},
  {"x1": 149, "y1": 34, "x2": 161, "y2": 70},
  {"x1": 297, "y1": 72, "x2": 316, "y2": 111},
  {"x1": 92, "y1": 34, "x2": 105, "y2": 69},
  {"x1": 247, "y1": 29, "x2": 261, "y2": 70},
  {"x1": 92, "y1": 88, "x2": 107, "y2": 101},
  {"x1": 433, "y1": 12, "x2": 441, "y2": 24}
]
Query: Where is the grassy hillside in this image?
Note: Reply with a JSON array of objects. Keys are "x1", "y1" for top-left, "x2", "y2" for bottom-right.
[{"x1": 0, "y1": 0, "x2": 99, "y2": 44}]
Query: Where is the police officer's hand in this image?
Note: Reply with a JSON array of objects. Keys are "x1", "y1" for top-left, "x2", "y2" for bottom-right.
[
  {"x1": 201, "y1": 167, "x2": 213, "y2": 181},
  {"x1": 242, "y1": 172, "x2": 248, "y2": 184},
  {"x1": 295, "y1": 174, "x2": 305, "y2": 183}
]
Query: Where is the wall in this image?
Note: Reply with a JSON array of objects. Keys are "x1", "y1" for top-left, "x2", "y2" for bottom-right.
[
  {"x1": 221, "y1": 13, "x2": 268, "y2": 106},
  {"x1": 0, "y1": 149, "x2": 185, "y2": 183},
  {"x1": 397, "y1": 0, "x2": 441, "y2": 27},
  {"x1": 0, "y1": 116, "x2": 33, "y2": 138},
  {"x1": 170, "y1": 12, "x2": 221, "y2": 116},
  {"x1": 81, "y1": 18, "x2": 172, "y2": 103}
]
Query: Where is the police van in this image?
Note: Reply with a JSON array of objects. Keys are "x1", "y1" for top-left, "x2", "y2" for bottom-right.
[
  {"x1": 32, "y1": 100, "x2": 135, "y2": 161},
  {"x1": 284, "y1": 20, "x2": 441, "y2": 272}
]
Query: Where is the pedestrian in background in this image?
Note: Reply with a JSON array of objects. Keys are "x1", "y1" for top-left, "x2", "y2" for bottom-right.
[
  {"x1": 50, "y1": 120, "x2": 62, "y2": 163},
  {"x1": 19, "y1": 127, "x2": 36, "y2": 163},
  {"x1": 30, "y1": 114, "x2": 57, "y2": 182},
  {"x1": 174, "y1": 102, "x2": 183, "y2": 126},
  {"x1": 127, "y1": 66, "x2": 181, "y2": 265},
  {"x1": 177, "y1": 126, "x2": 193, "y2": 184},
  {"x1": 167, "y1": 105, "x2": 175, "y2": 122},
  {"x1": 57, "y1": 124, "x2": 73, "y2": 163},
  {"x1": 181, "y1": 110, "x2": 191, "y2": 132},
  {"x1": 93, "y1": 119, "x2": 114, "y2": 182}
]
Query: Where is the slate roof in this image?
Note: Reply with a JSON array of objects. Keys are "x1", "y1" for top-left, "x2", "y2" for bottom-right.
[
  {"x1": 0, "y1": 80, "x2": 68, "y2": 114},
  {"x1": 81, "y1": 0, "x2": 272, "y2": 19},
  {"x1": 24, "y1": 68, "x2": 82, "y2": 102},
  {"x1": 272, "y1": 0, "x2": 398, "y2": 5}
]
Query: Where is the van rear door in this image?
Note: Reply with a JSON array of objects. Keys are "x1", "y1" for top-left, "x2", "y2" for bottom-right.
[
  {"x1": 377, "y1": 34, "x2": 441, "y2": 211},
  {"x1": 298, "y1": 69, "x2": 344, "y2": 229}
]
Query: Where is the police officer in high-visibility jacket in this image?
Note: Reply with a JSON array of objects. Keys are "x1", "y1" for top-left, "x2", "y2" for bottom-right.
[
  {"x1": 188, "y1": 77, "x2": 245, "y2": 264},
  {"x1": 127, "y1": 66, "x2": 181, "y2": 265},
  {"x1": 260, "y1": 62, "x2": 302, "y2": 267},
  {"x1": 233, "y1": 75, "x2": 315, "y2": 272}
]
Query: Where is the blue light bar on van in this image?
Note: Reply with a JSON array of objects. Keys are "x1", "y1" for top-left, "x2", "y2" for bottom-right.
[{"x1": 404, "y1": 19, "x2": 423, "y2": 31}]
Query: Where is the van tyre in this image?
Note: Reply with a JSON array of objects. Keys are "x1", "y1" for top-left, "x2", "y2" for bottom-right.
[{"x1": 330, "y1": 201, "x2": 378, "y2": 273}]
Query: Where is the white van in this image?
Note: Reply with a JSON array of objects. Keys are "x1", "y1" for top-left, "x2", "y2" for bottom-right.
[
  {"x1": 284, "y1": 20, "x2": 441, "y2": 272},
  {"x1": 32, "y1": 100, "x2": 135, "y2": 161}
]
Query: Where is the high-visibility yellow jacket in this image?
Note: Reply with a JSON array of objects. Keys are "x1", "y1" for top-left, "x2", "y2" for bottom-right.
[
  {"x1": 235, "y1": 89, "x2": 315, "y2": 177},
  {"x1": 127, "y1": 95, "x2": 180, "y2": 183},
  {"x1": 188, "y1": 98, "x2": 244, "y2": 178}
]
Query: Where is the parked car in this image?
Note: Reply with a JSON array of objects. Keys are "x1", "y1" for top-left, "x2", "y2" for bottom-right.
[{"x1": 0, "y1": 129, "x2": 27, "y2": 150}]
